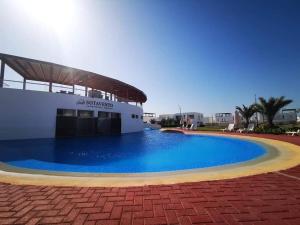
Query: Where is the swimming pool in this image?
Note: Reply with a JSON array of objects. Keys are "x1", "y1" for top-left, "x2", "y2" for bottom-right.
[{"x1": 0, "y1": 130, "x2": 267, "y2": 174}]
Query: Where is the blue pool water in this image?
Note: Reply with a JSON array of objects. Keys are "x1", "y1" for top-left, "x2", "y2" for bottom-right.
[{"x1": 0, "y1": 130, "x2": 266, "y2": 173}]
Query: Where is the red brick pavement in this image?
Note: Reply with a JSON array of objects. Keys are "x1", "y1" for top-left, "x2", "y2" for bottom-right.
[{"x1": 0, "y1": 134, "x2": 300, "y2": 225}]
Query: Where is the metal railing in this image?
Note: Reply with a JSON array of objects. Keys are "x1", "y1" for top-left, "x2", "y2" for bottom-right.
[{"x1": 2, "y1": 79, "x2": 143, "y2": 108}]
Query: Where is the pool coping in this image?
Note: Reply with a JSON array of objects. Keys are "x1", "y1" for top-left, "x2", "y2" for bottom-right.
[{"x1": 0, "y1": 129, "x2": 300, "y2": 187}]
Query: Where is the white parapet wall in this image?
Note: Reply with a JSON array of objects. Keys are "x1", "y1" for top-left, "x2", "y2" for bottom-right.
[{"x1": 0, "y1": 88, "x2": 144, "y2": 140}]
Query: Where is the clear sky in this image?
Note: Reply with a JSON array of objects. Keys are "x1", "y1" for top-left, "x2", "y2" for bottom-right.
[{"x1": 0, "y1": 0, "x2": 299, "y2": 116}]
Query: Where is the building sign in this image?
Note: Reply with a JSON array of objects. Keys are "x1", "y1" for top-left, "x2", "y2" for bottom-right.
[{"x1": 76, "y1": 99, "x2": 113, "y2": 109}]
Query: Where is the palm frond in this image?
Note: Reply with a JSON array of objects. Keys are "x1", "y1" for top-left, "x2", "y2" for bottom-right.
[{"x1": 257, "y1": 96, "x2": 292, "y2": 127}]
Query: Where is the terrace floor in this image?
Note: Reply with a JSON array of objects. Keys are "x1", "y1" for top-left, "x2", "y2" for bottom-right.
[{"x1": 0, "y1": 133, "x2": 300, "y2": 225}]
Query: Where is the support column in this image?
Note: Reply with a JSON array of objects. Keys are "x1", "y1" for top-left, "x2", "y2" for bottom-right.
[
  {"x1": 85, "y1": 86, "x2": 88, "y2": 97},
  {"x1": 23, "y1": 78, "x2": 26, "y2": 90},
  {"x1": 72, "y1": 85, "x2": 75, "y2": 94},
  {"x1": 49, "y1": 82, "x2": 52, "y2": 92},
  {"x1": 0, "y1": 60, "x2": 5, "y2": 88}
]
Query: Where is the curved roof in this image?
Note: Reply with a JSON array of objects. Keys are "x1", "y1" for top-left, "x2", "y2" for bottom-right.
[{"x1": 0, "y1": 53, "x2": 147, "y2": 103}]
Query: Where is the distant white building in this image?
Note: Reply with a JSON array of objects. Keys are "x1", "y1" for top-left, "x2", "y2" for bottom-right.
[
  {"x1": 254, "y1": 109, "x2": 297, "y2": 124},
  {"x1": 234, "y1": 110, "x2": 242, "y2": 126},
  {"x1": 143, "y1": 112, "x2": 157, "y2": 123},
  {"x1": 215, "y1": 113, "x2": 234, "y2": 124},
  {"x1": 158, "y1": 114, "x2": 175, "y2": 120},
  {"x1": 203, "y1": 116, "x2": 215, "y2": 124},
  {"x1": 159, "y1": 112, "x2": 204, "y2": 127}
]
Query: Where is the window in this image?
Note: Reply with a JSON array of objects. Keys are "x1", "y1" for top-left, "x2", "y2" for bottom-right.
[
  {"x1": 141, "y1": 115, "x2": 143, "y2": 119},
  {"x1": 131, "y1": 114, "x2": 135, "y2": 119},
  {"x1": 135, "y1": 115, "x2": 138, "y2": 119},
  {"x1": 98, "y1": 111, "x2": 110, "y2": 118},
  {"x1": 57, "y1": 109, "x2": 76, "y2": 117},
  {"x1": 78, "y1": 110, "x2": 93, "y2": 118},
  {"x1": 188, "y1": 115, "x2": 194, "y2": 119},
  {"x1": 111, "y1": 112, "x2": 121, "y2": 119}
]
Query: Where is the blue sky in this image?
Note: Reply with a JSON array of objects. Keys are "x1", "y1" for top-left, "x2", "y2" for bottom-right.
[{"x1": 0, "y1": 0, "x2": 299, "y2": 116}]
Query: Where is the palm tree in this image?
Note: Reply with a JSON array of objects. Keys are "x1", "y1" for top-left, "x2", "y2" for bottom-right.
[
  {"x1": 236, "y1": 104, "x2": 257, "y2": 128},
  {"x1": 256, "y1": 96, "x2": 293, "y2": 127}
]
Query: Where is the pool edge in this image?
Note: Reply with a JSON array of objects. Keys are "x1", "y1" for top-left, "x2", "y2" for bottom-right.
[{"x1": 0, "y1": 130, "x2": 300, "y2": 187}]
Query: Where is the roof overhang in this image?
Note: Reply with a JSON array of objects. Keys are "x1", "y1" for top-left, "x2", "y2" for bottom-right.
[{"x1": 0, "y1": 53, "x2": 147, "y2": 103}]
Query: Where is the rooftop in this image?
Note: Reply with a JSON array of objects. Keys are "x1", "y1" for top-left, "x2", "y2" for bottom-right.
[{"x1": 0, "y1": 53, "x2": 147, "y2": 103}]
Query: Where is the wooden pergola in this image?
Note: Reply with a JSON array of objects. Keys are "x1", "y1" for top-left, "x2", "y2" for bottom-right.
[{"x1": 0, "y1": 53, "x2": 147, "y2": 103}]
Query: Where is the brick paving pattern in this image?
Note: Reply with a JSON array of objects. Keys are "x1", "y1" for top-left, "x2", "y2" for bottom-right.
[{"x1": 0, "y1": 134, "x2": 300, "y2": 225}]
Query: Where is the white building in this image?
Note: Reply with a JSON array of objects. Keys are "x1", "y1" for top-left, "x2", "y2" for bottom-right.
[
  {"x1": 143, "y1": 112, "x2": 157, "y2": 123},
  {"x1": 159, "y1": 112, "x2": 204, "y2": 127},
  {"x1": 0, "y1": 53, "x2": 147, "y2": 140},
  {"x1": 158, "y1": 114, "x2": 176, "y2": 120},
  {"x1": 215, "y1": 113, "x2": 234, "y2": 124},
  {"x1": 254, "y1": 109, "x2": 297, "y2": 124},
  {"x1": 203, "y1": 116, "x2": 216, "y2": 124}
]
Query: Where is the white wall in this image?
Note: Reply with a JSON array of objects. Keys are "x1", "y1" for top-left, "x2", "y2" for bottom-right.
[
  {"x1": 255, "y1": 111, "x2": 297, "y2": 124},
  {"x1": 203, "y1": 117, "x2": 215, "y2": 124},
  {"x1": 215, "y1": 113, "x2": 234, "y2": 124},
  {"x1": 143, "y1": 115, "x2": 157, "y2": 123},
  {"x1": 0, "y1": 88, "x2": 144, "y2": 140},
  {"x1": 158, "y1": 114, "x2": 175, "y2": 120}
]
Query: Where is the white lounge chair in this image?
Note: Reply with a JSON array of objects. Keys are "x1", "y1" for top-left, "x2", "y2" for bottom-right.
[
  {"x1": 237, "y1": 123, "x2": 255, "y2": 133},
  {"x1": 188, "y1": 124, "x2": 194, "y2": 130},
  {"x1": 246, "y1": 123, "x2": 255, "y2": 133},
  {"x1": 182, "y1": 124, "x2": 189, "y2": 129},
  {"x1": 221, "y1": 123, "x2": 235, "y2": 132},
  {"x1": 286, "y1": 129, "x2": 300, "y2": 136}
]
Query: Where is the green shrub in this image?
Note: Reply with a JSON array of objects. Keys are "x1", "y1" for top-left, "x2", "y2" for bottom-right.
[
  {"x1": 254, "y1": 124, "x2": 285, "y2": 134},
  {"x1": 159, "y1": 118, "x2": 179, "y2": 128},
  {"x1": 285, "y1": 126, "x2": 300, "y2": 132}
]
